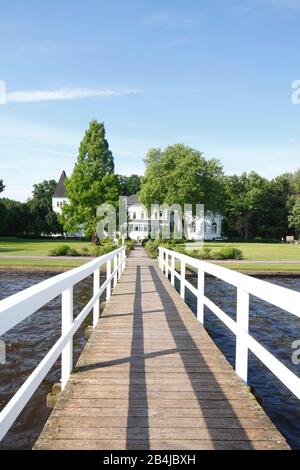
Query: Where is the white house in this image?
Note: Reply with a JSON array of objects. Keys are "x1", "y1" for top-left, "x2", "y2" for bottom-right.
[
  {"x1": 52, "y1": 171, "x2": 68, "y2": 215},
  {"x1": 52, "y1": 173, "x2": 222, "y2": 240},
  {"x1": 127, "y1": 194, "x2": 222, "y2": 241}
]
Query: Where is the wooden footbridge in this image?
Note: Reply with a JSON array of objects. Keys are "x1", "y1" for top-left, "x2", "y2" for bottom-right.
[{"x1": 1, "y1": 245, "x2": 299, "y2": 449}]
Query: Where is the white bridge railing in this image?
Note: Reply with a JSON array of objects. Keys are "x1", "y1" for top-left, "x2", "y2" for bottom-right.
[
  {"x1": 0, "y1": 245, "x2": 126, "y2": 441},
  {"x1": 159, "y1": 246, "x2": 300, "y2": 399}
]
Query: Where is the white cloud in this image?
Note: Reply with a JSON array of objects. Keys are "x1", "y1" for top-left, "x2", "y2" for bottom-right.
[{"x1": 6, "y1": 87, "x2": 141, "y2": 104}]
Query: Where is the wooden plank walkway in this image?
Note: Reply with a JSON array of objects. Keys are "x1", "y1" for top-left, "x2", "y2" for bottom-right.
[{"x1": 34, "y1": 246, "x2": 289, "y2": 450}]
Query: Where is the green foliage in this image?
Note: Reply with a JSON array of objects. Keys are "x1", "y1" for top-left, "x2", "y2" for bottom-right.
[
  {"x1": 27, "y1": 179, "x2": 62, "y2": 236},
  {"x1": 143, "y1": 238, "x2": 186, "y2": 259},
  {"x1": 144, "y1": 239, "x2": 160, "y2": 258},
  {"x1": 118, "y1": 174, "x2": 141, "y2": 196},
  {"x1": 214, "y1": 247, "x2": 243, "y2": 260},
  {"x1": 0, "y1": 180, "x2": 5, "y2": 193},
  {"x1": 139, "y1": 144, "x2": 224, "y2": 212},
  {"x1": 0, "y1": 198, "x2": 31, "y2": 236},
  {"x1": 288, "y1": 197, "x2": 300, "y2": 235},
  {"x1": 91, "y1": 242, "x2": 115, "y2": 257},
  {"x1": 80, "y1": 246, "x2": 90, "y2": 256},
  {"x1": 60, "y1": 120, "x2": 119, "y2": 240},
  {"x1": 49, "y1": 245, "x2": 77, "y2": 256},
  {"x1": 125, "y1": 239, "x2": 134, "y2": 255},
  {"x1": 189, "y1": 247, "x2": 213, "y2": 259}
]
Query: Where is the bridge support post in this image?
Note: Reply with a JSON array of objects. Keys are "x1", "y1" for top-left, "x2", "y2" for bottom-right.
[
  {"x1": 106, "y1": 260, "x2": 111, "y2": 301},
  {"x1": 197, "y1": 268, "x2": 205, "y2": 324},
  {"x1": 235, "y1": 288, "x2": 249, "y2": 383},
  {"x1": 93, "y1": 268, "x2": 100, "y2": 328},
  {"x1": 180, "y1": 260, "x2": 186, "y2": 300},
  {"x1": 61, "y1": 287, "x2": 73, "y2": 390}
]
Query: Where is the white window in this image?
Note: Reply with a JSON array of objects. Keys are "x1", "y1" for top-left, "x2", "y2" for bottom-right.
[
  {"x1": 141, "y1": 211, "x2": 144, "y2": 219},
  {"x1": 57, "y1": 201, "x2": 59, "y2": 207},
  {"x1": 133, "y1": 212, "x2": 137, "y2": 220}
]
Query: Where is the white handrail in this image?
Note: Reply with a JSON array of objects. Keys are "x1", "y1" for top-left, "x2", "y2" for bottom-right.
[
  {"x1": 158, "y1": 246, "x2": 300, "y2": 399},
  {"x1": 0, "y1": 245, "x2": 126, "y2": 441}
]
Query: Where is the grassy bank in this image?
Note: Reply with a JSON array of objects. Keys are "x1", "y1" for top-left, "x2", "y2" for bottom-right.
[
  {"x1": 0, "y1": 257, "x2": 87, "y2": 269},
  {"x1": 0, "y1": 238, "x2": 90, "y2": 257},
  {"x1": 0, "y1": 238, "x2": 299, "y2": 274},
  {"x1": 185, "y1": 241, "x2": 300, "y2": 261},
  {"x1": 212, "y1": 262, "x2": 300, "y2": 274}
]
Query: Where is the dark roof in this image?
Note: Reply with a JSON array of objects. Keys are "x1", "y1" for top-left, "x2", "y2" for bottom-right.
[
  {"x1": 126, "y1": 194, "x2": 140, "y2": 205},
  {"x1": 53, "y1": 171, "x2": 67, "y2": 197}
]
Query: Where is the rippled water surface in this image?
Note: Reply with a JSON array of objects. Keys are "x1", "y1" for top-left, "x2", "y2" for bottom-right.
[
  {"x1": 0, "y1": 272, "x2": 300, "y2": 449},
  {"x1": 0, "y1": 271, "x2": 94, "y2": 450},
  {"x1": 179, "y1": 274, "x2": 300, "y2": 450}
]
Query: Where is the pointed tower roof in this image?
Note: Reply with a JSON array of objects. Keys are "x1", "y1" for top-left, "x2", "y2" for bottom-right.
[{"x1": 53, "y1": 171, "x2": 67, "y2": 197}]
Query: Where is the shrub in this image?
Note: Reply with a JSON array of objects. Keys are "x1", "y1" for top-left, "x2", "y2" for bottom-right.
[
  {"x1": 144, "y1": 240, "x2": 160, "y2": 258},
  {"x1": 125, "y1": 239, "x2": 134, "y2": 255},
  {"x1": 214, "y1": 247, "x2": 243, "y2": 260},
  {"x1": 68, "y1": 248, "x2": 80, "y2": 256},
  {"x1": 189, "y1": 247, "x2": 213, "y2": 259},
  {"x1": 49, "y1": 245, "x2": 72, "y2": 256},
  {"x1": 91, "y1": 243, "x2": 115, "y2": 257},
  {"x1": 81, "y1": 246, "x2": 90, "y2": 256}
]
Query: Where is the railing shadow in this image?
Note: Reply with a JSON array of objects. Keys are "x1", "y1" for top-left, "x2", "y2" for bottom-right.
[
  {"x1": 126, "y1": 265, "x2": 149, "y2": 448},
  {"x1": 148, "y1": 265, "x2": 254, "y2": 450}
]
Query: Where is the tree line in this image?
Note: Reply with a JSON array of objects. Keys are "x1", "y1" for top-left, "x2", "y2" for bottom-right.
[{"x1": 1, "y1": 120, "x2": 300, "y2": 240}]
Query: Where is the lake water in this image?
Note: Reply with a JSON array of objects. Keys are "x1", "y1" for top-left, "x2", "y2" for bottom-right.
[
  {"x1": 0, "y1": 271, "x2": 299, "y2": 449},
  {"x1": 178, "y1": 274, "x2": 300, "y2": 450}
]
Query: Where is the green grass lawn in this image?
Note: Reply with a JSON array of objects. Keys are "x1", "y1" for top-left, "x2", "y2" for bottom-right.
[
  {"x1": 0, "y1": 257, "x2": 87, "y2": 268},
  {"x1": 184, "y1": 241, "x2": 300, "y2": 261},
  {"x1": 1, "y1": 237, "x2": 300, "y2": 273},
  {"x1": 0, "y1": 237, "x2": 91, "y2": 257},
  {"x1": 212, "y1": 263, "x2": 300, "y2": 273}
]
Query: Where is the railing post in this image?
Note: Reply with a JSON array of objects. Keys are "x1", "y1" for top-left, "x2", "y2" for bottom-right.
[
  {"x1": 158, "y1": 248, "x2": 162, "y2": 270},
  {"x1": 180, "y1": 260, "x2": 186, "y2": 300},
  {"x1": 61, "y1": 287, "x2": 73, "y2": 390},
  {"x1": 235, "y1": 288, "x2": 249, "y2": 383},
  {"x1": 106, "y1": 259, "x2": 111, "y2": 301},
  {"x1": 122, "y1": 248, "x2": 126, "y2": 273},
  {"x1": 118, "y1": 253, "x2": 122, "y2": 279},
  {"x1": 161, "y1": 250, "x2": 165, "y2": 273},
  {"x1": 113, "y1": 255, "x2": 117, "y2": 287},
  {"x1": 93, "y1": 267, "x2": 100, "y2": 328},
  {"x1": 165, "y1": 253, "x2": 169, "y2": 278},
  {"x1": 197, "y1": 267, "x2": 205, "y2": 324},
  {"x1": 171, "y1": 254, "x2": 175, "y2": 286}
]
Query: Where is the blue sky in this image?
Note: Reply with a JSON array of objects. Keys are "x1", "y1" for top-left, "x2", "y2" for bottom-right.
[{"x1": 1, "y1": 0, "x2": 300, "y2": 201}]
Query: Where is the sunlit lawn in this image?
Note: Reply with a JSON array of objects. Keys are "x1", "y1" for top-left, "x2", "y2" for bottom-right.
[
  {"x1": 0, "y1": 237, "x2": 91, "y2": 257},
  {"x1": 184, "y1": 241, "x2": 300, "y2": 261}
]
